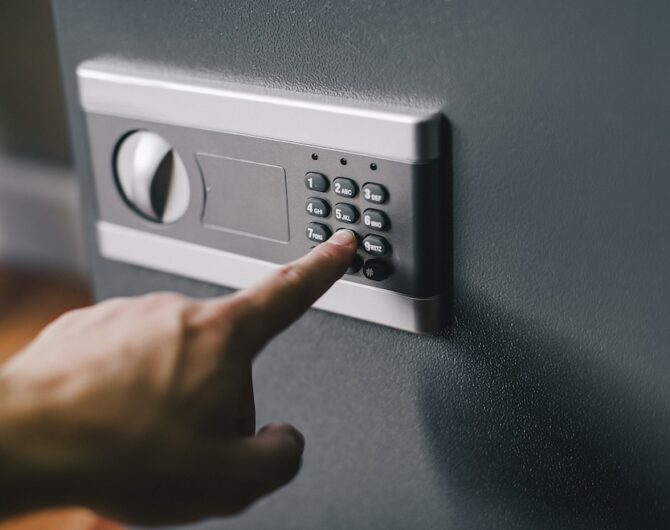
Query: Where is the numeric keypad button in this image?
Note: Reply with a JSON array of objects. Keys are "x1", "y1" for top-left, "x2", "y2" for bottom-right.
[
  {"x1": 362, "y1": 234, "x2": 391, "y2": 257},
  {"x1": 333, "y1": 177, "x2": 358, "y2": 198},
  {"x1": 346, "y1": 254, "x2": 363, "y2": 274},
  {"x1": 334, "y1": 203, "x2": 359, "y2": 224},
  {"x1": 306, "y1": 222, "x2": 332, "y2": 243},
  {"x1": 363, "y1": 259, "x2": 392, "y2": 281},
  {"x1": 305, "y1": 197, "x2": 330, "y2": 218},
  {"x1": 305, "y1": 172, "x2": 329, "y2": 192},
  {"x1": 362, "y1": 182, "x2": 388, "y2": 204},
  {"x1": 363, "y1": 209, "x2": 389, "y2": 231}
]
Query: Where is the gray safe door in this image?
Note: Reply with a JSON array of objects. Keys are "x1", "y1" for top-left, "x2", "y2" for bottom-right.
[{"x1": 53, "y1": 1, "x2": 670, "y2": 529}]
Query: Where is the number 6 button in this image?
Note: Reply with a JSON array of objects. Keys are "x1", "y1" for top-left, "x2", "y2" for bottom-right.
[{"x1": 363, "y1": 209, "x2": 389, "y2": 231}]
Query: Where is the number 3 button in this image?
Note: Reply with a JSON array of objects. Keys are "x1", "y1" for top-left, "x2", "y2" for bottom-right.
[{"x1": 362, "y1": 183, "x2": 388, "y2": 204}]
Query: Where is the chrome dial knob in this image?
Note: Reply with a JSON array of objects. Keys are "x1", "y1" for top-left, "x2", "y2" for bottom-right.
[{"x1": 114, "y1": 131, "x2": 190, "y2": 223}]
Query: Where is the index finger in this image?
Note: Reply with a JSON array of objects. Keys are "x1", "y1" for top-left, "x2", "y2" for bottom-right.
[{"x1": 230, "y1": 229, "x2": 357, "y2": 350}]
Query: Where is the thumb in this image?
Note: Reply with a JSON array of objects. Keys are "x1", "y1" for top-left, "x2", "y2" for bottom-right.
[{"x1": 225, "y1": 423, "x2": 305, "y2": 501}]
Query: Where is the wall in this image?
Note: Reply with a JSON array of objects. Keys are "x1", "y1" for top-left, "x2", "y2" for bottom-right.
[
  {"x1": 52, "y1": 1, "x2": 670, "y2": 528},
  {"x1": 0, "y1": 0, "x2": 70, "y2": 161}
]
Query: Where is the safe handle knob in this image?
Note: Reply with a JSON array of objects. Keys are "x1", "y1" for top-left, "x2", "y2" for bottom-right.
[{"x1": 115, "y1": 131, "x2": 190, "y2": 223}]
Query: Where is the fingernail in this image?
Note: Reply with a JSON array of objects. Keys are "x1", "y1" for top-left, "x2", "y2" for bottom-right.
[
  {"x1": 329, "y1": 229, "x2": 356, "y2": 247},
  {"x1": 289, "y1": 428, "x2": 306, "y2": 452},
  {"x1": 258, "y1": 423, "x2": 305, "y2": 452}
]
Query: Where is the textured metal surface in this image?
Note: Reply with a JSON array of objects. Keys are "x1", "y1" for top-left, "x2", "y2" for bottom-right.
[{"x1": 52, "y1": 0, "x2": 670, "y2": 528}]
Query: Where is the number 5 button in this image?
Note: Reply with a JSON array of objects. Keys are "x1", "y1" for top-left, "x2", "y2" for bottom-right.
[
  {"x1": 363, "y1": 209, "x2": 389, "y2": 231},
  {"x1": 334, "y1": 203, "x2": 359, "y2": 224}
]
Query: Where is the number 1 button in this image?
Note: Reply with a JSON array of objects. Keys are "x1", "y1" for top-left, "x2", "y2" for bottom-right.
[{"x1": 305, "y1": 172, "x2": 329, "y2": 192}]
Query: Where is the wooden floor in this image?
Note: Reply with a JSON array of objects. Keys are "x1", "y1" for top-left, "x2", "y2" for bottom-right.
[{"x1": 0, "y1": 265, "x2": 122, "y2": 530}]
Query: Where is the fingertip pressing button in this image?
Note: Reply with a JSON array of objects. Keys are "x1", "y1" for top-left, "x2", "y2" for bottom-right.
[{"x1": 330, "y1": 228, "x2": 357, "y2": 246}]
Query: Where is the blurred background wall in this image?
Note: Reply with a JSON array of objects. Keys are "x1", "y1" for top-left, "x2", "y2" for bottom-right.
[{"x1": 0, "y1": 0, "x2": 84, "y2": 272}]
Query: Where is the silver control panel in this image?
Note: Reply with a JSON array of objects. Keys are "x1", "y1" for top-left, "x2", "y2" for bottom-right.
[{"x1": 77, "y1": 60, "x2": 447, "y2": 333}]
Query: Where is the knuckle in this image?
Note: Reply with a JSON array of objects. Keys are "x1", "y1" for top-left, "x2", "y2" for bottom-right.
[
  {"x1": 315, "y1": 243, "x2": 342, "y2": 264},
  {"x1": 276, "y1": 263, "x2": 308, "y2": 288},
  {"x1": 200, "y1": 304, "x2": 240, "y2": 341},
  {"x1": 140, "y1": 291, "x2": 189, "y2": 308}
]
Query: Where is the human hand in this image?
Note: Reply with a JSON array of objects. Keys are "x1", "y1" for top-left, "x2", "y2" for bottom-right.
[{"x1": 0, "y1": 230, "x2": 357, "y2": 525}]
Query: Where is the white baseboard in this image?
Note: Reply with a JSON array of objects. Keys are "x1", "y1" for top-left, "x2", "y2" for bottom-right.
[{"x1": 0, "y1": 152, "x2": 86, "y2": 272}]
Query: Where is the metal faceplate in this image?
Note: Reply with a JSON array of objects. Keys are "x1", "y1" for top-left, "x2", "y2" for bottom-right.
[{"x1": 77, "y1": 60, "x2": 448, "y2": 333}]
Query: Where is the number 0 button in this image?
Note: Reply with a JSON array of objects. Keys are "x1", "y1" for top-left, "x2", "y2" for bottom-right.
[
  {"x1": 306, "y1": 222, "x2": 331, "y2": 243},
  {"x1": 363, "y1": 259, "x2": 392, "y2": 281},
  {"x1": 362, "y1": 183, "x2": 388, "y2": 204},
  {"x1": 305, "y1": 172, "x2": 329, "y2": 192}
]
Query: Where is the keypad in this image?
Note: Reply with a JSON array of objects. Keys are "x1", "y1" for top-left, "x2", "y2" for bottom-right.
[
  {"x1": 333, "y1": 177, "x2": 358, "y2": 198},
  {"x1": 304, "y1": 172, "x2": 392, "y2": 281}
]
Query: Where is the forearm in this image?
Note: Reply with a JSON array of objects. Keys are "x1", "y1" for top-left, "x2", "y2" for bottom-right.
[{"x1": 0, "y1": 370, "x2": 77, "y2": 519}]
